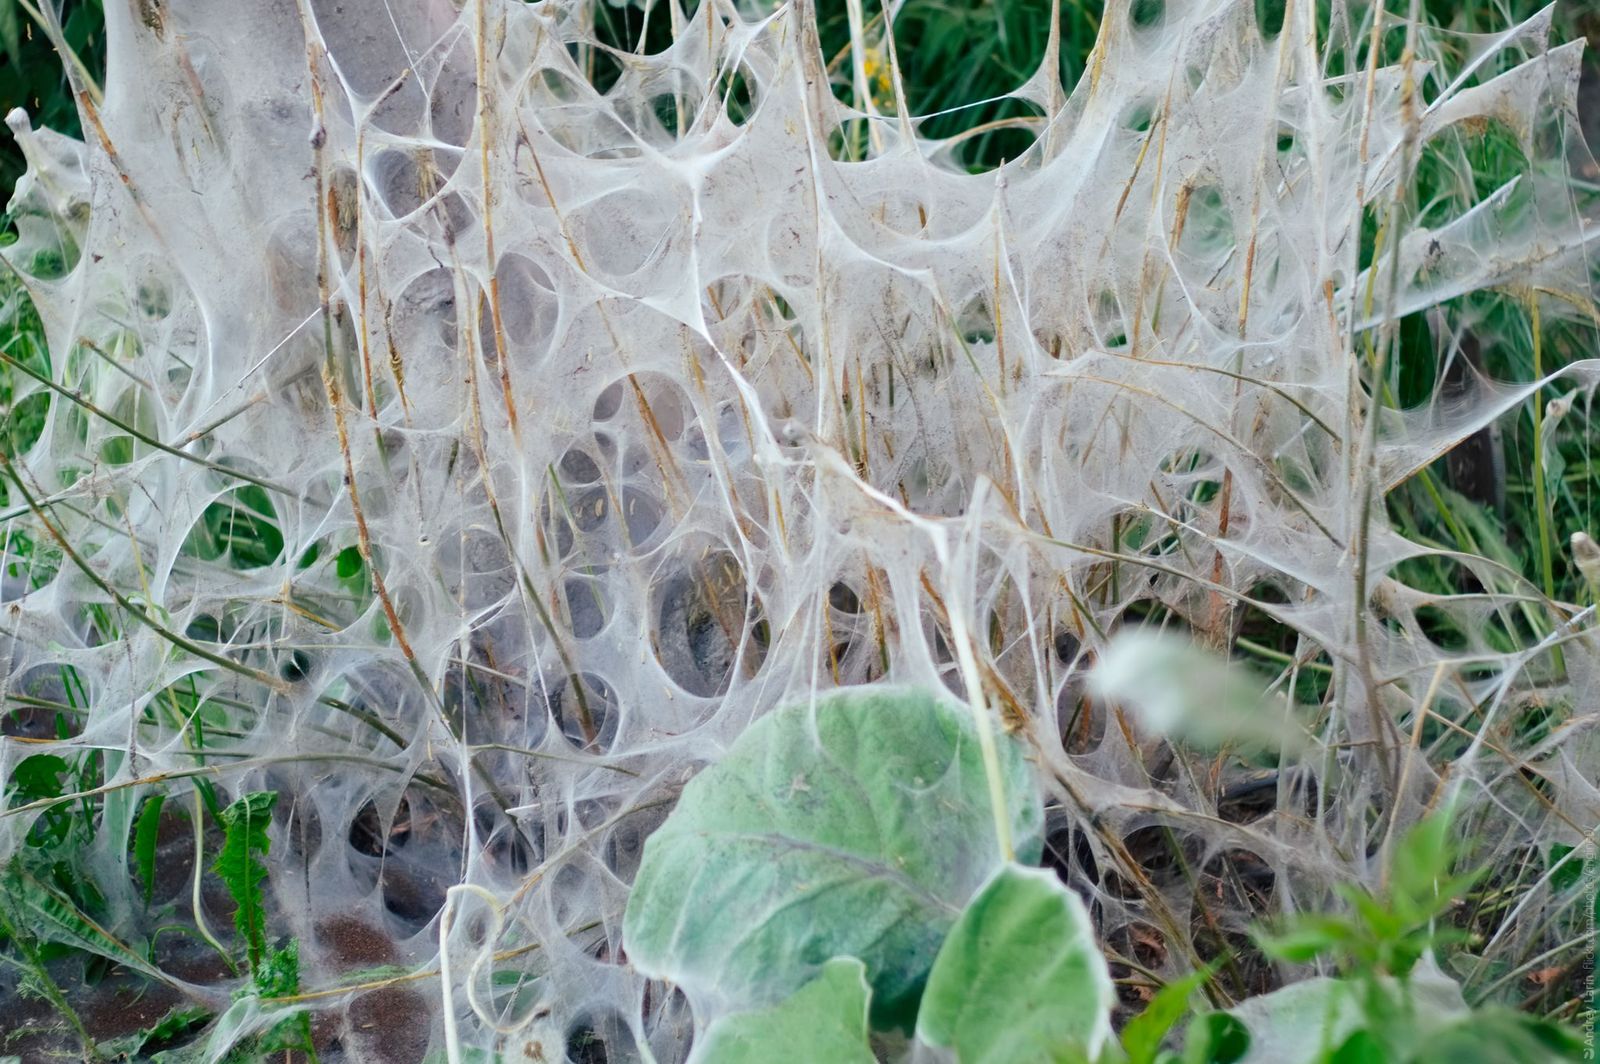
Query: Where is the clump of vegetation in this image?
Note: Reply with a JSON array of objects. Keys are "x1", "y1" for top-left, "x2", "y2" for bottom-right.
[{"x1": 0, "y1": 0, "x2": 1596, "y2": 1059}]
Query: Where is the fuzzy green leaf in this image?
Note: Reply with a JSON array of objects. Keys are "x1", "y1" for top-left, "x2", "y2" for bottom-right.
[
  {"x1": 212, "y1": 791, "x2": 277, "y2": 972},
  {"x1": 695, "y1": 957, "x2": 876, "y2": 1064},
  {"x1": 916, "y1": 864, "x2": 1113, "y2": 1064},
  {"x1": 622, "y1": 685, "x2": 1041, "y2": 1025}
]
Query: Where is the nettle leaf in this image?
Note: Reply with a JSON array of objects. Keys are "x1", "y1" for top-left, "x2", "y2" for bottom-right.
[
  {"x1": 916, "y1": 864, "x2": 1113, "y2": 1063},
  {"x1": 623, "y1": 685, "x2": 1042, "y2": 1024},
  {"x1": 212, "y1": 791, "x2": 278, "y2": 972},
  {"x1": 695, "y1": 957, "x2": 875, "y2": 1064}
]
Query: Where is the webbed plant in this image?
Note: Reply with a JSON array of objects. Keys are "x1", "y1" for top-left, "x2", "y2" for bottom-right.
[{"x1": 0, "y1": 0, "x2": 1596, "y2": 1058}]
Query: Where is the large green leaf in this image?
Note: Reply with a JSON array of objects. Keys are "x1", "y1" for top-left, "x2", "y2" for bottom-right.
[
  {"x1": 695, "y1": 957, "x2": 876, "y2": 1064},
  {"x1": 916, "y1": 864, "x2": 1113, "y2": 1063},
  {"x1": 622, "y1": 685, "x2": 1042, "y2": 1023}
]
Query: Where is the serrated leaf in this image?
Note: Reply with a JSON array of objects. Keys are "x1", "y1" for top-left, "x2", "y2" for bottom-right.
[
  {"x1": 694, "y1": 957, "x2": 875, "y2": 1064},
  {"x1": 212, "y1": 791, "x2": 277, "y2": 972},
  {"x1": 134, "y1": 794, "x2": 165, "y2": 905},
  {"x1": 623, "y1": 685, "x2": 1042, "y2": 1025},
  {"x1": 255, "y1": 939, "x2": 300, "y2": 997},
  {"x1": 1, "y1": 863, "x2": 172, "y2": 987},
  {"x1": 1389, "y1": 813, "x2": 1455, "y2": 910},
  {"x1": 916, "y1": 863, "x2": 1113, "y2": 1063}
]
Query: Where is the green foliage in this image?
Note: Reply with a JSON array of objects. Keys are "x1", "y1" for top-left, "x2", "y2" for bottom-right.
[
  {"x1": 695, "y1": 957, "x2": 876, "y2": 1064},
  {"x1": 0, "y1": 862, "x2": 167, "y2": 985},
  {"x1": 1217, "y1": 972, "x2": 1585, "y2": 1064},
  {"x1": 182, "y1": 487, "x2": 284, "y2": 569},
  {"x1": 97, "y1": 1005, "x2": 213, "y2": 1060},
  {"x1": 335, "y1": 544, "x2": 362, "y2": 580},
  {"x1": 0, "y1": 0, "x2": 1594, "y2": 1056},
  {"x1": 132, "y1": 793, "x2": 165, "y2": 905},
  {"x1": 917, "y1": 864, "x2": 1112, "y2": 1064},
  {"x1": 211, "y1": 790, "x2": 277, "y2": 974},
  {"x1": 623, "y1": 685, "x2": 1042, "y2": 1026},
  {"x1": 621, "y1": 695, "x2": 1589, "y2": 1064},
  {"x1": 1232, "y1": 810, "x2": 1586, "y2": 1062},
  {"x1": 247, "y1": 940, "x2": 313, "y2": 1058},
  {"x1": 10, "y1": 751, "x2": 75, "y2": 845},
  {"x1": 1256, "y1": 814, "x2": 1476, "y2": 980},
  {"x1": 1406, "y1": 1007, "x2": 1585, "y2": 1063},
  {"x1": 622, "y1": 688, "x2": 1129, "y2": 1061},
  {"x1": 0, "y1": 0, "x2": 104, "y2": 191},
  {"x1": 1120, "y1": 971, "x2": 1212, "y2": 1064},
  {"x1": 1181, "y1": 1013, "x2": 1251, "y2": 1064}
]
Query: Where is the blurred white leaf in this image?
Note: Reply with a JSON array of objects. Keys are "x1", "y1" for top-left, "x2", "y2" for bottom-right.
[{"x1": 1088, "y1": 629, "x2": 1303, "y2": 753}]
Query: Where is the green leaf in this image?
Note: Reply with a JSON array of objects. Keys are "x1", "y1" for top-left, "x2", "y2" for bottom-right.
[
  {"x1": 1223, "y1": 965, "x2": 1471, "y2": 1064},
  {"x1": 134, "y1": 794, "x2": 166, "y2": 905},
  {"x1": 1546, "y1": 843, "x2": 1587, "y2": 893},
  {"x1": 1407, "y1": 1008, "x2": 1585, "y2": 1064},
  {"x1": 1325, "y1": 1030, "x2": 1384, "y2": 1064},
  {"x1": 8, "y1": 753, "x2": 68, "y2": 801},
  {"x1": 255, "y1": 939, "x2": 300, "y2": 997},
  {"x1": 97, "y1": 1005, "x2": 212, "y2": 1060},
  {"x1": 917, "y1": 863, "x2": 1113, "y2": 1063},
  {"x1": 254, "y1": 941, "x2": 311, "y2": 1054},
  {"x1": 212, "y1": 791, "x2": 278, "y2": 973},
  {"x1": 696, "y1": 957, "x2": 876, "y2": 1064},
  {"x1": 1122, "y1": 970, "x2": 1211, "y2": 1064},
  {"x1": 335, "y1": 545, "x2": 363, "y2": 580},
  {"x1": 1183, "y1": 1013, "x2": 1249, "y2": 1064},
  {"x1": 0, "y1": 4, "x2": 19, "y2": 68},
  {"x1": 0, "y1": 863, "x2": 173, "y2": 987},
  {"x1": 1254, "y1": 916, "x2": 1355, "y2": 964},
  {"x1": 1389, "y1": 813, "x2": 1468, "y2": 919},
  {"x1": 622, "y1": 685, "x2": 1042, "y2": 1025},
  {"x1": 1222, "y1": 978, "x2": 1361, "y2": 1064}
]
